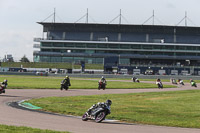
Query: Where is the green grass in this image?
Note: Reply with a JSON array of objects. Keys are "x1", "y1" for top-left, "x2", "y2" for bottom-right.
[
  {"x1": 0, "y1": 75, "x2": 175, "y2": 89},
  {"x1": 0, "y1": 124, "x2": 69, "y2": 133},
  {"x1": 28, "y1": 90, "x2": 200, "y2": 128},
  {"x1": 1, "y1": 62, "x2": 103, "y2": 69}
]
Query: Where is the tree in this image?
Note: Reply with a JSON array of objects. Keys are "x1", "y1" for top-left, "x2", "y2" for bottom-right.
[{"x1": 20, "y1": 55, "x2": 30, "y2": 62}]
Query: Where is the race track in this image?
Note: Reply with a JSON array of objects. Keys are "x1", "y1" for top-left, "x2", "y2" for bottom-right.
[{"x1": 0, "y1": 82, "x2": 200, "y2": 133}]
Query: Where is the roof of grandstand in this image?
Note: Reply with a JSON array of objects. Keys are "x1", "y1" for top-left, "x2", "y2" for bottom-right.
[{"x1": 38, "y1": 22, "x2": 200, "y2": 34}]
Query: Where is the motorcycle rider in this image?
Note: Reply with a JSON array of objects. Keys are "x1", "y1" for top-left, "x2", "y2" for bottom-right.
[
  {"x1": 190, "y1": 79, "x2": 197, "y2": 87},
  {"x1": 156, "y1": 78, "x2": 161, "y2": 84},
  {"x1": 87, "y1": 99, "x2": 112, "y2": 115},
  {"x1": 132, "y1": 76, "x2": 139, "y2": 82},
  {"x1": 178, "y1": 79, "x2": 184, "y2": 85},
  {"x1": 1, "y1": 79, "x2": 8, "y2": 93},
  {"x1": 170, "y1": 78, "x2": 177, "y2": 84},
  {"x1": 60, "y1": 76, "x2": 71, "y2": 90},
  {"x1": 156, "y1": 78, "x2": 163, "y2": 89},
  {"x1": 99, "y1": 76, "x2": 106, "y2": 84},
  {"x1": 190, "y1": 79, "x2": 194, "y2": 83}
]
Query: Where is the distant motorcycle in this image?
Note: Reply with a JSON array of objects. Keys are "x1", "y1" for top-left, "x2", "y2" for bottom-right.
[
  {"x1": 157, "y1": 82, "x2": 163, "y2": 89},
  {"x1": 98, "y1": 81, "x2": 106, "y2": 90},
  {"x1": 82, "y1": 104, "x2": 111, "y2": 123},
  {"x1": 132, "y1": 77, "x2": 140, "y2": 83},
  {"x1": 170, "y1": 78, "x2": 177, "y2": 84},
  {"x1": 191, "y1": 81, "x2": 197, "y2": 87},
  {"x1": 60, "y1": 80, "x2": 70, "y2": 90},
  {"x1": 178, "y1": 79, "x2": 184, "y2": 85}
]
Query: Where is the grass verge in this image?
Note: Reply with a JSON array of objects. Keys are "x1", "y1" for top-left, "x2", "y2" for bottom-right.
[
  {"x1": 29, "y1": 89, "x2": 200, "y2": 128},
  {"x1": 0, "y1": 124, "x2": 69, "y2": 133},
  {"x1": 0, "y1": 75, "x2": 175, "y2": 89}
]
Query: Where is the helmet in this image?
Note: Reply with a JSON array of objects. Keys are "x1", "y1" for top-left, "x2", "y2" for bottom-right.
[
  {"x1": 4, "y1": 79, "x2": 7, "y2": 82},
  {"x1": 106, "y1": 99, "x2": 112, "y2": 106},
  {"x1": 66, "y1": 76, "x2": 69, "y2": 78}
]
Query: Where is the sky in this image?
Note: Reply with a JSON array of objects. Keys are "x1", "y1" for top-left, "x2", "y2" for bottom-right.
[{"x1": 0, "y1": 0, "x2": 200, "y2": 62}]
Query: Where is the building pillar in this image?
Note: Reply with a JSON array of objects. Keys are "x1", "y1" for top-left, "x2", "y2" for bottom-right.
[
  {"x1": 90, "y1": 32, "x2": 93, "y2": 41},
  {"x1": 118, "y1": 33, "x2": 121, "y2": 41},
  {"x1": 174, "y1": 28, "x2": 176, "y2": 43},
  {"x1": 62, "y1": 32, "x2": 66, "y2": 40},
  {"x1": 146, "y1": 34, "x2": 149, "y2": 42}
]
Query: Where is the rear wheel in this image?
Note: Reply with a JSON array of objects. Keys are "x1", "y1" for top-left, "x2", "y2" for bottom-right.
[{"x1": 95, "y1": 111, "x2": 106, "y2": 123}]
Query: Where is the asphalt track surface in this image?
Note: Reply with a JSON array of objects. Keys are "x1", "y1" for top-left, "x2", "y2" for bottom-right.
[{"x1": 1, "y1": 81, "x2": 200, "y2": 133}]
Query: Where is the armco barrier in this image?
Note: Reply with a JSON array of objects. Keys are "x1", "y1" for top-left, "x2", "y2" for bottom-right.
[
  {"x1": 0, "y1": 72, "x2": 36, "y2": 76},
  {"x1": 49, "y1": 73, "x2": 200, "y2": 80},
  {"x1": 0, "y1": 72, "x2": 199, "y2": 80}
]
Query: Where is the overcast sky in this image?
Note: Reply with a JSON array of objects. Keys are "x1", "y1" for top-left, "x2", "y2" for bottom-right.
[{"x1": 0, "y1": 0, "x2": 199, "y2": 61}]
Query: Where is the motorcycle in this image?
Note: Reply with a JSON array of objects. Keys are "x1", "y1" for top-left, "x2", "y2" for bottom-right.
[
  {"x1": 0, "y1": 85, "x2": 6, "y2": 94},
  {"x1": 132, "y1": 77, "x2": 140, "y2": 83},
  {"x1": 98, "y1": 81, "x2": 106, "y2": 90},
  {"x1": 60, "y1": 80, "x2": 69, "y2": 90},
  {"x1": 191, "y1": 81, "x2": 197, "y2": 87},
  {"x1": 178, "y1": 80, "x2": 184, "y2": 85},
  {"x1": 171, "y1": 78, "x2": 177, "y2": 84},
  {"x1": 82, "y1": 104, "x2": 111, "y2": 123},
  {"x1": 157, "y1": 82, "x2": 163, "y2": 89}
]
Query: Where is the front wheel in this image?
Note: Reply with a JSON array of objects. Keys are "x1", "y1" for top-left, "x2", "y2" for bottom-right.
[
  {"x1": 95, "y1": 111, "x2": 106, "y2": 123},
  {"x1": 82, "y1": 113, "x2": 88, "y2": 121}
]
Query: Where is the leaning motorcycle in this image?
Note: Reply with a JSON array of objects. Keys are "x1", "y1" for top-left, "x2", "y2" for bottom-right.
[
  {"x1": 82, "y1": 104, "x2": 111, "y2": 123},
  {"x1": 132, "y1": 77, "x2": 140, "y2": 83},
  {"x1": 191, "y1": 82, "x2": 197, "y2": 87},
  {"x1": 179, "y1": 80, "x2": 184, "y2": 85},
  {"x1": 0, "y1": 85, "x2": 6, "y2": 94},
  {"x1": 157, "y1": 82, "x2": 163, "y2": 89}
]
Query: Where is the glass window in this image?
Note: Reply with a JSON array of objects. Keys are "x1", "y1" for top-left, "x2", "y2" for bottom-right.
[
  {"x1": 74, "y1": 57, "x2": 84, "y2": 63},
  {"x1": 87, "y1": 44, "x2": 96, "y2": 48},
  {"x1": 40, "y1": 56, "x2": 51, "y2": 62},
  {"x1": 85, "y1": 58, "x2": 93, "y2": 64},
  {"x1": 41, "y1": 43, "x2": 52, "y2": 47},
  {"x1": 75, "y1": 43, "x2": 85, "y2": 48},
  {"x1": 33, "y1": 55, "x2": 40, "y2": 62},
  {"x1": 96, "y1": 50, "x2": 105, "y2": 53},
  {"x1": 72, "y1": 50, "x2": 85, "y2": 53},
  {"x1": 153, "y1": 45, "x2": 163, "y2": 49},
  {"x1": 163, "y1": 52, "x2": 174, "y2": 56},
  {"x1": 51, "y1": 57, "x2": 62, "y2": 62},
  {"x1": 41, "y1": 49, "x2": 52, "y2": 52},
  {"x1": 97, "y1": 44, "x2": 107, "y2": 48},
  {"x1": 176, "y1": 46, "x2": 186, "y2": 50},
  {"x1": 120, "y1": 44, "x2": 130, "y2": 49},
  {"x1": 186, "y1": 46, "x2": 196, "y2": 50},
  {"x1": 185, "y1": 53, "x2": 197, "y2": 56},
  {"x1": 85, "y1": 50, "x2": 95, "y2": 54},
  {"x1": 196, "y1": 47, "x2": 200, "y2": 50},
  {"x1": 120, "y1": 58, "x2": 130, "y2": 65},
  {"x1": 96, "y1": 58, "x2": 103, "y2": 64},
  {"x1": 53, "y1": 43, "x2": 63, "y2": 47},
  {"x1": 131, "y1": 45, "x2": 141, "y2": 49},
  {"x1": 62, "y1": 57, "x2": 73, "y2": 63},
  {"x1": 165, "y1": 46, "x2": 175, "y2": 50},
  {"x1": 64, "y1": 43, "x2": 75, "y2": 47},
  {"x1": 52, "y1": 49, "x2": 61, "y2": 52},
  {"x1": 142, "y1": 45, "x2": 152, "y2": 49},
  {"x1": 108, "y1": 44, "x2": 119, "y2": 48}
]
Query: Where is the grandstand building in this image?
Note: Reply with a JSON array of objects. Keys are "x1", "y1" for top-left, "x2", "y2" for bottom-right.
[{"x1": 33, "y1": 22, "x2": 200, "y2": 75}]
